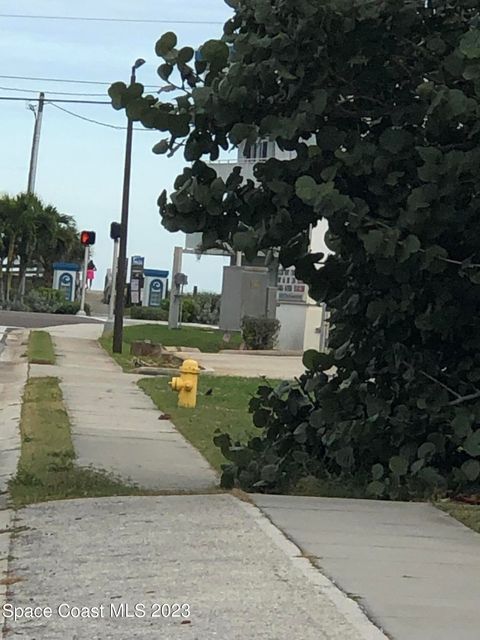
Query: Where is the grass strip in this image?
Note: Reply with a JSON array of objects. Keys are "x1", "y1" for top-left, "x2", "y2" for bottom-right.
[
  {"x1": 27, "y1": 331, "x2": 56, "y2": 365},
  {"x1": 9, "y1": 377, "x2": 149, "y2": 507},
  {"x1": 438, "y1": 501, "x2": 480, "y2": 534},
  {"x1": 139, "y1": 374, "x2": 280, "y2": 471}
]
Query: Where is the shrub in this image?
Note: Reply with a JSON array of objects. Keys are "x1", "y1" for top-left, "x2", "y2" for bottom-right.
[
  {"x1": 241, "y1": 316, "x2": 280, "y2": 350},
  {"x1": 20, "y1": 287, "x2": 90, "y2": 316},
  {"x1": 24, "y1": 288, "x2": 66, "y2": 313},
  {"x1": 130, "y1": 306, "x2": 168, "y2": 321},
  {"x1": 129, "y1": 293, "x2": 221, "y2": 325},
  {"x1": 1, "y1": 301, "x2": 29, "y2": 312},
  {"x1": 191, "y1": 292, "x2": 220, "y2": 325},
  {"x1": 55, "y1": 301, "x2": 91, "y2": 316},
  {"x1": 181, "y1": 297, "x2": 196, "y2": 323}
]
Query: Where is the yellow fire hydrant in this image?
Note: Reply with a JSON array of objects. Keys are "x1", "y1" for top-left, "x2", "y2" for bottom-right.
[{"x1": 168, "y1": 359, "x2": 200, "y2": 408}]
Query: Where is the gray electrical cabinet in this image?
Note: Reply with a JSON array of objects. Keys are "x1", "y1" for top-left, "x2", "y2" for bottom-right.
[{"x1": 219, "y1": 266, "x2": 278, "y2": 332}]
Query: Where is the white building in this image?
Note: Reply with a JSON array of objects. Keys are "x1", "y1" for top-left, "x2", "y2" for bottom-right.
[{"x1": 187, "y1": 141, "x2": 331, "y2": 352}]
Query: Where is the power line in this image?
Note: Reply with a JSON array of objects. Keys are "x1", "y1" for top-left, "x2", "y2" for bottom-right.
[
  {"x1": 0, "y1": 13, "x2": 225, "y2": 25},
  {"x1": 0, "y1": 85, "x2": 108, "y2": 97},
  {"x1": 0, "y1": 74, "x2": 159, "y2": 89},
  {"x1": 0, "y1": 98, "x2": 156, "y2": 131},
  {"x1": 48, "y1": 102, "x2": 152, "y2": 131},
  {"x1": 0, "y1": 96, "x2": 109, "y2": 104}
]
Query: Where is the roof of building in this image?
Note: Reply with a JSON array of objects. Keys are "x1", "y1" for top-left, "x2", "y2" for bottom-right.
[
  {"x1": 53, "y1": 262, "x2": 81, "y2": 271},
  {"x1": 144, "y1": 269, "x2": 169, "y2": 278}
]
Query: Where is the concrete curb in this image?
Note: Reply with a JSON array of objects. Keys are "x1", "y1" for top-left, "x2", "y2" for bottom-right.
[
  {"x1": 0, "y1": 329, "x2": 27, "y2": 493},
  {"x1": 0, "y1": 507, "x2": 14, "y2": 635},
  {"x1": 219, "y1": 349, "x2": 303, "y2": 356},
  {"x1": 238, "y1": 499, "x2": 389, "y2": 640}
]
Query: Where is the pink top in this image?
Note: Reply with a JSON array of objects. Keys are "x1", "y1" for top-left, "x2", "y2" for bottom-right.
[{"x1": 87, "y1": 269, "x2": 95, "y2": 280}]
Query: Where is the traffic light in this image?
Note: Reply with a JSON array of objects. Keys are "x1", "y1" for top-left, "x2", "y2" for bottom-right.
[
  {"x1": 110, "y1": 222, "x2": 121, "y2": 240},
  {"x1": 80, "y1": 230, "x2": 96, "y2": 246}
]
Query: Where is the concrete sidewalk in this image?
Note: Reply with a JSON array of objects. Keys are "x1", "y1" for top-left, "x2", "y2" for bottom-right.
[
  {"x1": 31, "y1": 334, "x2": 216, "y2": 491},
  {"x1": 178, "y1": 351, "x2": 304, "y2": 379},
  {"x1": 6, "y1": 495, "x2": 385, "y2": 639},
  {"x1": 0, "y1": 329, "x2": 27, "y2": 636},
  {"x1": 255, "y1": 495, "x2": 480, "y2": 640}
]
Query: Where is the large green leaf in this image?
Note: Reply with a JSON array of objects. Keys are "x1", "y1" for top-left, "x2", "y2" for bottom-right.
[
  {"x1": 295, "y1": 176, "x2": 318, "y2": 205},
  {"x1": 156, "y1": 32, "x2": 178, "y2": 57},
  {"x1": 366, "y1": 480, "x2": 385, "y2": 497},
  {"x1": 464, "y1": 430, "x2": 480, "y2": 457},
  {"x1": 389, "y1": 455, "x2": 409, "y2": 476},
  {"x1": 372, "y1": 463, "x2": 384, "y2": 480},
  {"x1": 152, "y1": 140, "x2": 169, "y2": 155},
  {"x1": 200, "y1": 40, "x2": 229, "y2": 68},
  {"x1": 380, "y1": 128, "x2": 410, "y2": 154},
  {"x1": 178, "y1": 47, "x2": 194, "y2": 64},
  {"x1": 462, "y1": 459, "x2": 480, "y2": 481},
  {"x1": 362, "y1": 230, "x2": 384, "y2": 255},
  {"x1": 459, "y1": 29, "x2": 480, "y2": 59},
  {"x1": 158, "y1": 63, "x2": 173, "y2": 81},
  {"x1": 233, "y1": 230, "x2": 256, "y2": 252}
]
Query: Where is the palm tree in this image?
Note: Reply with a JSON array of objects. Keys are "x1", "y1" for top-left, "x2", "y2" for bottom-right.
[
  {"x1": 34, "y1": 209, "x2": 83, "y2": 287},
  {"x1": 0, "y1": 193, "x2": 83, "y2": 303},
  {"x1": 12, "y1": 194, "x2": 46, "y2": 301}
]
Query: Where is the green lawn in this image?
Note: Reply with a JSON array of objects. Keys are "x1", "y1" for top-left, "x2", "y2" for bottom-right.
[
  {"x1": 123, "y1": 323, "x2": 242, "y2": 352},
  {"x1": 100, "y1": 324, "x2": 242, "y2": 371},
  {"x1": 27, "y1": 331, "x2": 56, "y2": 365},
  {"x1": 139, "y1": 374, "x2": 278, "y2": 471},
  {"x1": 10, "y1": 377, "x2": 150, "y2": 506},
  {"x1": 438, "y1": 501, "x2": 480, "y2": 535}
]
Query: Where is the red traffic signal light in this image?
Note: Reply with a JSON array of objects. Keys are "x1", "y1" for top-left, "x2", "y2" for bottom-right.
[{"x1": 80, "y1": 230, "x2": 96, "y2": 246}]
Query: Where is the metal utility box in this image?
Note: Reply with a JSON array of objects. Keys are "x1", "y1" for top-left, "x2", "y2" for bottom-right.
[
  {"x1": 143, "y1": 269, "x2": 169, "y2": 307},
  {"x1": 52, "y1": 262, "x2": 81, "y2": 302},
  {"x1": 219, "y1": 266, "x2": 277, "y2": 332}
]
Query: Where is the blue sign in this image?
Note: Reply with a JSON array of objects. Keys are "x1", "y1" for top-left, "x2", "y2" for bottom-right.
[
  {"x1": 59, "y1": 273, "x2": 73, "y2": 301},
  {"x1": 149, "y1": 279, "x2": 164, "y2": 307}
]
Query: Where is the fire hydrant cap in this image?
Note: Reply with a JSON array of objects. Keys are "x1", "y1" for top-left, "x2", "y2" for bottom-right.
[{"x1": 180, "y1": 359, "x2": 200, "y2": 374}]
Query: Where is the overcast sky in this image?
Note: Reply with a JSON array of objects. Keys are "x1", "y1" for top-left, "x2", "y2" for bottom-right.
[{"x1": 0, "y1": 0, "x2": 233, "y2": 291}]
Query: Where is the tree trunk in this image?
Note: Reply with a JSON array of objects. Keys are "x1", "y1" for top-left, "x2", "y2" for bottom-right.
[
  {"x1": 5, "y1": 234, "x2": 16, "y2": 303},
  {"x1": 0, "y1": 259, "x2": 4, "y2": 305},
  {"x1": 15, "y1": 260, "x2": 27, "y2": 303}
]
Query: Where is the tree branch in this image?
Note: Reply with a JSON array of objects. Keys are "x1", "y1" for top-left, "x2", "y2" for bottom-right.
[
  {"x1": 418, "y1": 370, "x2": 461, "y2": 399},
  {"x1": 346, "y1": 211, "x2": 480, "y2": 268},
  {"x1": 449, "y1": 391, "x2": 480, "y2": 407}
]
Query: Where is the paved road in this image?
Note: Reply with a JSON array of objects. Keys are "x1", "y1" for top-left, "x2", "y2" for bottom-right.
[
  {"x1": 254, "y1": 495, "x2": 480, "y2": 640},
  {"x1": 0, "y1": 310, "x2": 101, "y2": 329}
]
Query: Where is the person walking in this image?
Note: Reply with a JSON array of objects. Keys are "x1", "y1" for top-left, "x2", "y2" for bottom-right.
[{"x1": 86, "y1": 260, "x2": 97, "y2": 289}]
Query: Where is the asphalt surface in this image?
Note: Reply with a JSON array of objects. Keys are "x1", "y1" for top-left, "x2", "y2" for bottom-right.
[{"x1": 0, "y1": 310, "x2": 101, "y2": 329}]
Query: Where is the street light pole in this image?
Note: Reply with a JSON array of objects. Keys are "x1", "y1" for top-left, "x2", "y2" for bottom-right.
[
  {"x1": 112, "y1": 58, "x2": 145, "y2": 354},
  {"x1": 18, "y1": 92, "x2": 46, "y2": 300}
]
